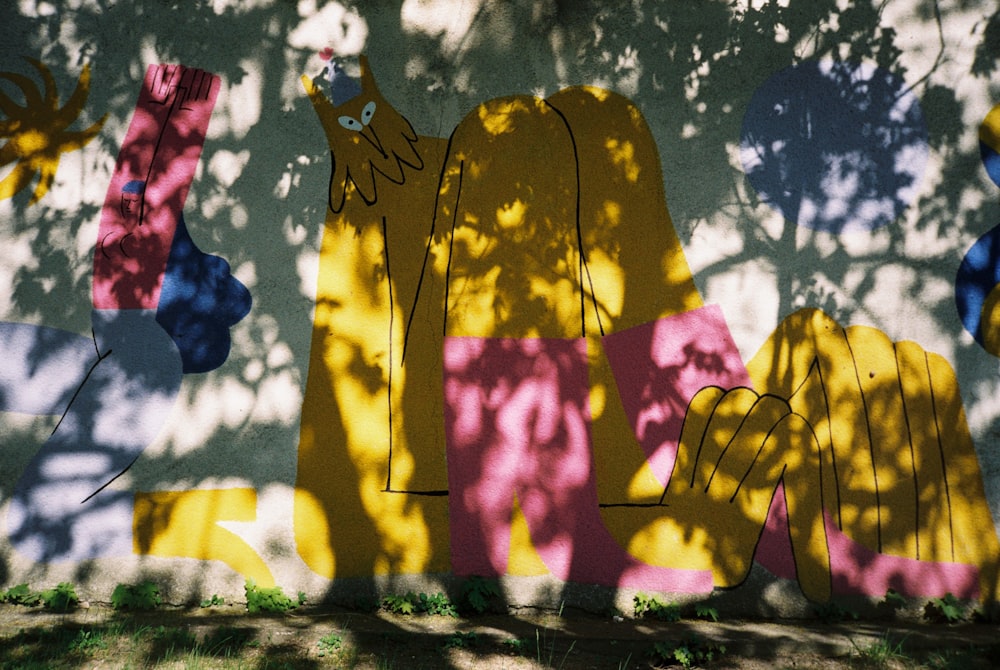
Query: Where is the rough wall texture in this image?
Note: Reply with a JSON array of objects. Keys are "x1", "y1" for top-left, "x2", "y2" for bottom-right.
[{"x1": 0, "y1": 0, "x2": 999, "y2": 615}]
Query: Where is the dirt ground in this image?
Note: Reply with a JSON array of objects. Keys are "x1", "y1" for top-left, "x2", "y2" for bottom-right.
[{"x1": 1, "y1": 602, "x2": 998, "y2": 668}]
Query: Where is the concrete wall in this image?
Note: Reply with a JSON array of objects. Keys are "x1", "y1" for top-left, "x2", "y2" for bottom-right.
[{"x1": 1, "y1": 0, "x2": 999, "y2": 614}]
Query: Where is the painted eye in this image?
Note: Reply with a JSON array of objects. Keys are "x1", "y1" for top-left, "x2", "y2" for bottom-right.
[
  {"x1": 338, "y1": 115, "x2": 362, "y2": 131},
  {"x1": 361, "y1": 101, "x2": 376, "y2": 125}
]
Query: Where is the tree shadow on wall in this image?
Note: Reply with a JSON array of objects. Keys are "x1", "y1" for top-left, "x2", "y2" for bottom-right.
[{"x1": 0, "y1": 0, "x2": 998, "y2": 631}]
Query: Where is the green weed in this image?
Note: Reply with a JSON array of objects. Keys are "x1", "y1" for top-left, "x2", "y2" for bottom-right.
[
  {"x1": 68, "y1": 628, "x2": 108, "y2": 653},
  {"x1": 883, "y1": 588, "x2": 907, "y2": 610},
  {"x1": 503, "y1": 637, "x2": 528, "y2": 653},
  {"x1": 39, "y1": 582, "x2": 78, "y2": 612},
  {"x1": 813, "y1": 600, "x2": 859, "y2": 623},
  {"x1": 317, "y1": 631, "x2": 343, "y2": 657},
  {"x1": 244, "y1": 578, "x2": 296, "y2": 614},
  {"x1": 535, "y1": 626, "x2": 576, "y2": 669},
  {"x1": 151, "y1": 624, "x2": 199, "y2": 651},
  {"x1": 443, "y1": 631, "x2": 478, "y2": 649},
  {"x1": 201, "y1": 625, "x2": 257, "y2": 654},
  {"x1": 418, "y1": 592, "x2": 457, "y2": 617},
  {"x1": 650, "y1": 635, "x2": 727, "y2": 669},
  {"x1": 633, "y1": 592, "x2": 682, "y2": 621},
  {"x1": 200, "y1": 593, "x2": 225, "y2": 608},
  {"x1": 111, "y1": 580, "x2": 161, "y2": 610},
  {"x1": 694, "y1": 602, "x2": 720, "y2": 622},
  {"x1": 381, "y1": 591, "x2": 457, "y2": 617},
  {"x1": 925, "y1": 593, "x2": 966, "y2": 624},
  {"x1": 382, "y1": 592, "x2": 417, "y2": 615},
  {"x1": 460, "y1": 575, "x2": 503, "y2": 614},
  {"x1": 1, "y1": 583, "x2": 41, "y2": 606}
]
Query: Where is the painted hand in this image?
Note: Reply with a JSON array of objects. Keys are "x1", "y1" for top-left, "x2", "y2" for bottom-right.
[
  {"x1": 661, "y1": 385, "x2": 830, "y2": 601},
  {"x1": 745, "y1": 308, "x2": 1000, "y2": 599}
]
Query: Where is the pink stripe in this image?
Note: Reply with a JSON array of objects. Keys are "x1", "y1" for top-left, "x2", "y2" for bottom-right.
[
  {"x1": 756, "y1": 483, "x2": 980, "y2": 598},
  {"x1": 602, "y1": 305, "x2": 751, "y2": 485},
  {"x1": 444, "y1": 336, "x2": 712, "y2": 592}
]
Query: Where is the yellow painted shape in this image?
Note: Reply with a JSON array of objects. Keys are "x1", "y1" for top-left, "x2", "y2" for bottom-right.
[
  {"x1": 430, "y1": 84, "x2": 714, "y2": 577},
  {"x1": 293, "y1": 486, "x2": 335, "y2": 578},
  {"x1": 133, "y1": 488, "x2": 274, "y2": 587},
  {"x1": 980, "y1": 283, "x2": 1000, "y2": 355},
  {"x1": 922, "y1": 350, "x2": 1000, "y2": 600},
  {"x1": 543, "y1": 87, "x2": 704, "y2": 520},
  {"x1": 979, "y1": 103, "x2": 1000, "y2": 154},
  {"x1": 299, "y1": 67, "x2": 743, "y2": 587},
  {"x1": 746, "y1": 309, "x2": 878, "y2": 548},
  {"x1": 894, "y1": 340, "x2": 955, "y2": 562},
  {"x1": 747, "y1": 307, "x2": 1000, "y2": 601},
  {"x1": 296, "y1": 214, "x2": 444, "y2": 578},
  {"x1": 437, "y1": 83, "x2": 706, "y2": 516},
  {"x1": 442, "y1": 95, "x2": 580, "y2": 340},
  {"x1": 0, "y1": 58, "x2": 107, "y2": 203},
  {"x1": 843, "y1": 324, "x2": 918, "y2": 557},
  {"x1": 507, "y1": 493, "x2": 550, "y2": 577},
  {"x1": 296, "y1": 59, "x2": 451, "y2": 580},
  {"x1": 608, "y1": 384, "x2": 831, "y2": 602}
]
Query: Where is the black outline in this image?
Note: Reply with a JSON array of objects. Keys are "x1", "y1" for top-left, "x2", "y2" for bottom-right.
[
  {"x1": 544, "y1": 99, "x2": 605, "y2": 337},
  {"x1": 926, "y1": 351, "x2": 955, "y2": 561}
]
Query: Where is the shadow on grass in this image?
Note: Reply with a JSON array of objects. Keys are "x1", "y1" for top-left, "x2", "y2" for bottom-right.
[
  {"x1": 0, "y1": 606, "x2": 641, "y2": 669},
  {"x1": 0, "y1": 618, "x2": 323, "y2": 669}
]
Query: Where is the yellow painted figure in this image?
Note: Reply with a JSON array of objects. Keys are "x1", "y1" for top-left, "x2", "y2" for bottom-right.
[
  {"x1": 297, "y1": 58, "x2": 451, "y2": 577},
  {"x1": 298, "y1": 56, "x2": 1000, "y2": 603}
]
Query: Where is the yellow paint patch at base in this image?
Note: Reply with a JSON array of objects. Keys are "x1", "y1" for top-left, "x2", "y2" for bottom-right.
[
  {"x1": 293, "y1": 487, "x2": 335, "y2": 579},
  {"x1": 133, "y1": 488, "x2": 274, "y2": 587},
  {"x1": 506, "y1": 493, "x2": 550, "y2": 577}
]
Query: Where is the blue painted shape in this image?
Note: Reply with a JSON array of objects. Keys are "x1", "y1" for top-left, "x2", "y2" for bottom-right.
[
  {"x1": 739, "y1": 60, "x2": 928, "y2": 234},
  {"x1": 122, "y1": 179, "x2": 145, "y2": 194},
  {"x1": 955, "y1": 222, "x2": 1000, "y2": 348},
  {"x1": 981, "y1": 141, "x2": 1000, "y2": 189},
  {"x1": 7, "y1": 309, "x2": 183, "y2": 561},
  {"x1": 0, "y1": 323, "x2": 93, "y2": 415},
  {"x1": 328, "y1": 62, "x2": 361, "y2": 106},
  {"x1": 156, "y1": 215, "x2": 252, "y2": 373}
]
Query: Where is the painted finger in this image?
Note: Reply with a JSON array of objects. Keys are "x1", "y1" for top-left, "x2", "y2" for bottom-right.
[
  {"x1": 925, "y1": 350, "x2": 1000, "y2": 598},
  {"x1": 895, "y1": 340, "x2": 951, "y2": 563},
  {"x1": 681, "y1": 386, "x2": 760, "y2": 494},
  {"x1": 666, "y1": 385, "x2": 726, "y2": 496},
  {"x1": 751, "y1": 413, "x2": 831, "y2": 602},
  {"x1": 780, "y1": 413, "x2": 831, "y2": 602},
  {"x1": 746, "y1": 308, "x2": 874, "y2": 541},
  {"x1": 707, "y1": 404, "x2": 797, "y2": 588},
  {"x1": 800, "y1": 312, "x2": 878, "y2": 549},
  {"x1": 706, "y1": 393, "x2": 791, "y2": 502},
  {"x1": 846, "y1": 325, "x2": 919, "y2": 558}
]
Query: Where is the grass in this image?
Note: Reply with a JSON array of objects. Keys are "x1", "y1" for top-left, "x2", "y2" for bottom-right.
[
  {"x1": 849, "y1": 632, "x2": 908, "y2": 668},
  {"x1": 0, "y1": 620, "x2": 308, "y2": 669},
  {"x1": 847, "y1": 633, "x2": 1000, "y2": 670},
  {"x1": 0, "y1": 612, "x2": 584, "y2": 669},
  {"x1": 0, "y1": 605, "x2": 997, "y2": 669}
]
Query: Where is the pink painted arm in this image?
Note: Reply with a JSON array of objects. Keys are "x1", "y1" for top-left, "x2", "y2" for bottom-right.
[{"x1": 92, "y1": 64, "x2": 219, "y2": 309}]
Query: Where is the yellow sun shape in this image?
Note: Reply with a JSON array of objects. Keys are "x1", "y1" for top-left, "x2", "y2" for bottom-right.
[{"x1": 0, "y1": 57, "x2": 107, "y2": 204}]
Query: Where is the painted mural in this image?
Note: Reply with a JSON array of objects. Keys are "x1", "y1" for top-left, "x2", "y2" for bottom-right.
[
  {"x1": 2, "y1": 0, "x2": 999, "y2": 614},
  {"x1": 0, "y1": 61, "x2": 271, "y2": 585},
  {"x1": 294, "y1": 55, "x2": 1000, "y2": 603}
]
